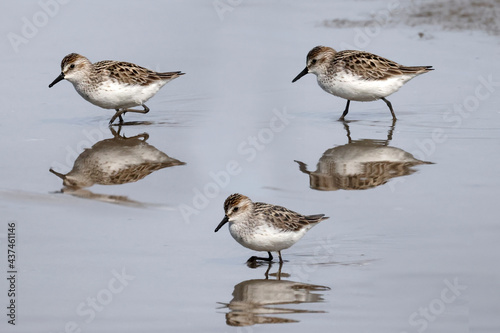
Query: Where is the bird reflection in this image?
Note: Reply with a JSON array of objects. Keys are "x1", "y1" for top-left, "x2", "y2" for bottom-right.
[
  {"x1": 55, "y1": 186, "x2": 145, "y2": 207},
  {"x1": 49, "y1": 126, "x2": 185, "y2": 203},
  {"x1": 218, "y1": 262, "x2": 329, "y2": 326},
  {"x1": 295, "y1": 122, "x2": 432, "y2": 190}
]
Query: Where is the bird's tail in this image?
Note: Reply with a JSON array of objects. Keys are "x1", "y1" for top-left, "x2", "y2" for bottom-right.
[
  {"x1": 399, "y1": 65, "x2": 434, "y2": 75},
  {"x1": 306, "y1": 214, "x2": 330, "y2": 223},
  {"x1": 158, "y1": 71, "x2": 185, "y2": 80}
]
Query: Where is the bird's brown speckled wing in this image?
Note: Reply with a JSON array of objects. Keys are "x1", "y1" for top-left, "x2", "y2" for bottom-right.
[
  {"x1": 106, "y1": 161, "x2": 186, "y2": 185},
  {"x1": 334, "y1": 50, "x2": 432, "y2": 80},
  {"x1": 254, "y1": 202, "x2": 328, "y2": 232},
  {"x1": 94, "y1": 61, "x2": 183, "y2": 86}
]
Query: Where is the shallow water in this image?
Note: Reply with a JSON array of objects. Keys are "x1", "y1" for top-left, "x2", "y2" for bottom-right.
[{"x1": 1, "y1": 1, "x2": 499, "y2": 332}]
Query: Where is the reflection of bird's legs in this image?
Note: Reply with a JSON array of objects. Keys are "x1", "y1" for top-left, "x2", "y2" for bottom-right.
[
  {"x1": 109, "y1": 126, "x2": 149, "y2": 141},
  {"x1": 248, "y1": 251, "x2": 273, "y2": 263},
  {"x1": 343, "y1": 121, "x2": 352, "y2": 143},
  {"x1": 109, "y1": 104, "x2": 150, "y2": 125},
  {"x1": 339, "y1": 100, "x2": 351, "y2": 121},
  {"x1": 109, "y1": 124, "x2": 122, "y2": 137},
  {"x1": 263, "y1": 261, "x2": 283, "y2": 280},
  {"x1": 264, "y1": 262, "x2": 272, "y2": 279},
  {"x1": 276, "y1": 261, "x2": 283, "y2": 280},
  {"x1": 386, "y1": 118, "x2": 396, "y2": 143},
  {"x1": 128, "y1": 133, "x2": 149, "y2": 141}
]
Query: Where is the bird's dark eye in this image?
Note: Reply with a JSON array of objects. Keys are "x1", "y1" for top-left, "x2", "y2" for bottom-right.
[
  {"x1": 311, "y1": 59, "x2": 317, "y2": 65},
  {"x1": 69, "y1": 64, "x2": 75, "y2": 69},
  {"x1": 233, "y1": 207, "x2": 239, "y2": 213}
]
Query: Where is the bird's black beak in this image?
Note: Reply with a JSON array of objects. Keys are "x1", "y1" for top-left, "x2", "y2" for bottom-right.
[
  {"x1": 292, "y1": 67, "x2": 309, "y2": 83},
  {"x1": 49, "y1": 73, "x2": 65, "y2": 88},
  {"x1": 214, "y1": 215, "x2": 229, "y2": 232}
]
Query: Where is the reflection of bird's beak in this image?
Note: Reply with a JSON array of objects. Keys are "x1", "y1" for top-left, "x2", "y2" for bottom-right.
[
  {"x1": 49, "y1": 168, "x2": 66, "y2": 180},
  {"x1": 292, "y1": 67, "x2": 309, "y2": 83},
  {"x1": 214, "y1": 215, "x2": 229, "y2": 232},
  {"x1": 49, "y1": 73, "x2": 65, "y2": 88}
]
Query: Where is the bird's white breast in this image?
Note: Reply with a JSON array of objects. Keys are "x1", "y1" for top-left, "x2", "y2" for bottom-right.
[
  {"x1": 228, "y1": 222, "x2": 309, "y2": 252},
  {"x1": 318, "y1": 72, "x2": 417, "y2": 101},
  {"x1": 74, "y1": 80, "x2": 167, "y2": 109}
]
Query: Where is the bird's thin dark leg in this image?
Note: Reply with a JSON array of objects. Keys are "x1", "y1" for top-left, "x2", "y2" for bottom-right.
[
  {"x1": 247, "y1": 251, "x2": 274, "y2": 263},
  {"x1": 278, "y1": 251, "x2": 283, "y2": 264},
  {"x1": 381, "y1": 97, "x2": 397, "y2": 120},
  {"x1": 339, "y1": 100, "x2": 351, "y2": 121},
  {"x1": 109, "y1": 104, "x2": 150, "y2": 125}
]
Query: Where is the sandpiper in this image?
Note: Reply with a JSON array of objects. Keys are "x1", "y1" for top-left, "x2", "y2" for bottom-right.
[
  {"x1": 215, "y1": 193, "x2": 329, "y2": 263},
  {"x1": 292, "y1": 46, "x2": 433, "y2": 120},
  {"x1": 49, "y1": 53, "x2": 184, "y2": 124}
]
